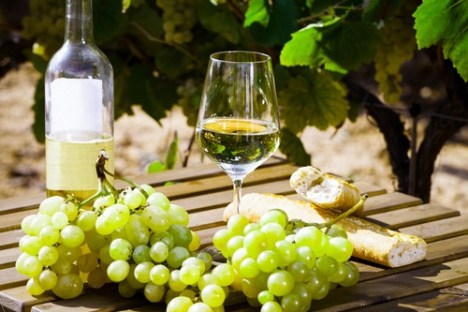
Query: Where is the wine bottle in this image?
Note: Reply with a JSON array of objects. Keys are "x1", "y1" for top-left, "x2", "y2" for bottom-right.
[{"x1": 45, "y1": 0, "x2": 114, "y2": 201}]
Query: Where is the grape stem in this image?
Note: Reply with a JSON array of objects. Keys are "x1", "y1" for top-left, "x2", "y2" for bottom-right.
[{"x1": 288, "y1": 194, "x2": 369, "y2": 232}]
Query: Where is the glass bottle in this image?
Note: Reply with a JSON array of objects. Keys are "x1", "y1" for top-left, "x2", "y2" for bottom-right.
[{"x1": 45, "y1": 0, "x2": 114, "y2": 201}]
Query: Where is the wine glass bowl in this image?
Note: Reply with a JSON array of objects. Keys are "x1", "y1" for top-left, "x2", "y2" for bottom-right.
[{"x1": 196, "y1": 51, "x2": 280, "y2": 212}]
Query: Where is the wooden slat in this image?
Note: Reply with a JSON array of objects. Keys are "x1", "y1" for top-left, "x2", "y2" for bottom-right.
[
  {"x1": 0, "y1": 247, "x2": 20, "y2": 270},
  {"x1": 362, "y1": 192, "x2": 423, "y2": 216},
  {"x1": 0, "y1": 194, "x2": 43, "y2": 215},
  {"x1": 0, "y1": 286, "x2": 55, "y2": 312},
  {"x1": 367, "y1": 203, "x2": 460, "y2": 230},
  {"x1": 0, "y1": 230, "x2": 23, "y2": 250},
  {"x1": 401, "y1": 214, "x2": 468, "y2": 243},
  {"x1": 352, "y1": 181, "x2": 387, "y2": 196},
  {"x1": 0, "y1": 267, "x2": 27, "y2": 290}
]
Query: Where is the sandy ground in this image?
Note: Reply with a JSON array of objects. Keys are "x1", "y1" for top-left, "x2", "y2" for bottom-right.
[{"x1": 0, "y1": 63, "x2": 466, "y2": 213}]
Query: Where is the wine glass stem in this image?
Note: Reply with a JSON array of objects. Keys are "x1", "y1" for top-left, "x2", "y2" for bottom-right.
[{"x1": 233, "y1": 179, "x2": 243, "y2": 214}]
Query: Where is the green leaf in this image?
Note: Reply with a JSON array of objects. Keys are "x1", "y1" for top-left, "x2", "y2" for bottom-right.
[
  {"x1": 279, "y1": 128, "x2": 311, "y2": 166},
  {"x1": 197, "y1": 2, "x2": 242, "y2": 44},
  {"x1": 32, "y1": 76, "x2": 45, "y2": 143},
  {"x1": 155, "y1": 47, "x2": 192, "y2": 79},
  {"x1": 278, "y1": 69, "x2": 349, "y2": 133},
  {"x1": 165, "y1": 133, "x2": 179, "y2": 170},
  {"x1": 147, "y1": 161, "x2": 167, "y2": 173},
  {"x1": 414, "y1": 0, "x2": 468, "y2": 81},
  {"x1": 244, "y1": 0, "x2": 270, "y2": 27},
  {"x1": 280, "y1": 25, "x2": 322, "y2": 67},
  {"x1": 127, "y1": 6, "x2": 164, "y2": 39},
  {"x1": 94, "y1": 0, "x2": 128, "y2": 45},
  {"x1": 248, "y1": 0, "x2": 298, "y2": 46},
  {"x1": 122, "y1": 0, "x2": 131, "y2": 13},
  {"x1": 319, "y1": 19, "x2": 380, "y2": 70}
]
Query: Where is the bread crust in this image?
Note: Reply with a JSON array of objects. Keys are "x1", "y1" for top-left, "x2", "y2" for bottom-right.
[
  {"x1": 290, "y1": 166, "x2": 363, "y2": 215},
  {"x1": 224, "y1": 193, "x2": 427, "y2": 268}
]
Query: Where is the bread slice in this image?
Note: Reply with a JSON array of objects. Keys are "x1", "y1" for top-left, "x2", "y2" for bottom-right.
[
  {"x1": 290, "y1": 166, "x2": 363, "y2": 215},
  {"x1": 224, "y1": 193, "x2": 427, "y2": 268}
]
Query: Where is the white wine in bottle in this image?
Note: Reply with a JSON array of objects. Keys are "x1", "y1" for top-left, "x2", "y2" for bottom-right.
[{"x1": 45, "y1": 0, "x2": 114, "y2": 201}]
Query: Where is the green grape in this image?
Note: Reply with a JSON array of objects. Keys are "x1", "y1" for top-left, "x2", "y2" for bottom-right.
[
  {"x1": 275, "y1": 240, "x2": 297, "y2": 267},
  {"x1": 260, "y1": 301, "x2": 283, "y2": 312},
  {"x1": 196, "y1": 252, "x2": 213, "y2": 273},
  {"x1": 257, "y1": 289, "x2": 275, "y2": 304},
  {"x1": 19, "y1": 235, "x2": 42, "y2": 255},
  {"x1": 188, "y1": 302, "x2": 213, "y2": 312},
  {"x1": 212, "y1": 228, "x2": 233, "y2": 255},
  {"x1": 168, "y1": 224, "x2": 193, "y2": 247},
  {"x1": 51, "y1": 211, "x2": 67, "y2": 230},
  {"x1": 312, "y1": 280, "x2": 330, "y2": 300},
  {"x1": 227, "y1": 214, "x2": 249, "y2": 235},
  {"x1": 197, "y1": 272, "x2": 218, "y2": 290},
  {"x1": 200, "y1": 284, "x2": 226, "y2": 308},
  {"x1": 76, "y1": 210, "x2": 97, "y2": 232},
  {"x1": 134, "y1": 261, "x2": 154, "y2": 283},
  {"x1": 76, "y1": 252, "x2": 99, "y2": 273},
  {"x1": 168, "y1": 204, "x2": 190, "y2": 226},
  {"x1": 243, "y1": 223, "x2": 261, "y2": 235},
  {"x1": 37, "y1": 245, "x2": 59, "y2": 266},
  {"x1": 147, "y1": 192, "x2": 171, "y2": 210},
  {"x1": 339, "y1": 262, "x2": 360, "y2": 287},
  {"x1": 106, "y1": 204, "x2": 131, "y2": 230},
  {"x1": 226, "y1": 235, "x2": 244, "y2": 258},
  {"x1": 260, "y1": 223, "x2": 286, "y2": 247},
  {"x1": 292, "y1": 283, "x2": 313, "y2": 307},
  {"x1": 95, "y1": 214, "x2": 114, "y2": 236},
  {"x1": 259, "y1": 209, "x2": 288, "y2": 228},
  {"x1": 60, "y1": 224, "x2": 85, "y2": 248},
  {"x1": 21, "y1": 214, "x2": 37, "y2": 235},
  {"x1": 327, "y1": 236, "x2": 353, "y2": 263},
  {"x1": 150, "y1": 241, "x2": 169, "y2": 263},
  {"x1": 211, "y1": 263, "x2": 235, "y2": 287},
  {"x1": 109, "y1": 238, "x2": 133, "y2": 260},
  {"x1": 39, "y1": 196, "x2": 64, "y2": 216},
  {"x1": 182, "y1": 257, "x2": 205, "y2": 275},
  {"x1": 38, "y1": 269, "x2": 57, "y2": 290},
  {"x1": 167, "y1": 296, "x2": 194, "y2": 312},
  {"x1": 267, "y1": 270, "x2": 295, "y2": 297},
  {"x1": 52, "y1": 273, "x2": 83, "y2": 299},
  {"x1": 316, "y1": 255, "x2": 339, "y2": 277},
  {"x1": 57, "y1": 244, "x2": 82, "y2": 262},
  {"x1": 243, "y1": 230, "x2": 267, "y2": 258},
  {"x1": 31, "y1": 214, "x2": 52, "y2": 234},
  {"x1": 168, "y1": 269, "x2": 187, "y2": 292},
  {"x1": 257, "y1": 250, "x2": 279, "y2": 273},
  {"x1": 17, "y1": 254, "x2": 43, "y2": 277},
  {"x1": 188, "y1": 230, "x2": 201, "y2": 252},
  {"x1": 85, "y1": 228, "x2": 109, "y2": 253},
  {"x1": 295, "y1": 246, "x2": 316, "y2": 269},
  {"x1": 124, "y1": 190, "x2": 143, "y2": 210},
  {"x1": 126, "y1": 264, "x2": 146, "y2": 290},
  {"x1": 39, "y1": 225, "x2": 60, "y2": 246},
  {"x1": 26, "y1": 277, "x2": 45, "y2": 296},
  {"x1": 60, "y1": 201, "x2": 78, "y2": 221},
  {"x1": 179, "y1": 264, "x2": 201, "y2": 285},
  {"x1": 140, "y1": 184, "x2": 155, "y2": 197},
  {"x1": 142, "y1": 205, "x2": 171, "y2": 233},
  {"x1": 240, "y1": 257, "x2": 260, "y2": 278},
  {"x1": 288, "y1": 261, "x2": 310, "y2": 283},
  {"x1": 107, "y1": 260, "x2": 130, "y2": 282},
  {"x1": 231, "y1": 247, "x2": 249, "y2": 269},
  {"x1": 151, "y1": 231, "x2": 175, "y2": 249},
  {"x1": 51, "y1": 258, "x2": 72, "y2": 275},
  {"x1": 133, "y1": 244, "x2": 152, "y2": 263},
  {"x1": 294, "y1": 226, "x2": 322, "y2": 250},
  {"x1": 87, "y1": 267, "x2": 107, "y2": 289},
  {"x1": 150, "y1": 264, "x2": 171, "y2": 285},
  {"x1": 326, "y1": 224, "x2": 347, "y2": 238},
  {"x1": 118, "y1": 279, "x2": 137, "y2": 298},
  {"x1": 327, "y1": 262, "x2": 347, "y2": 283},
  {"x1": 167, "y1": 246, "x2": 191, "y2": 269},
  {"x1": 280, "y1": 292, "x2": 302, "y2": 312}
]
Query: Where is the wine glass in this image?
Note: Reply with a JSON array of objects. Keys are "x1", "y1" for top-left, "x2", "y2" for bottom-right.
[{"x1": 196, "y1": 51, "x2": 281, "y2": 213}]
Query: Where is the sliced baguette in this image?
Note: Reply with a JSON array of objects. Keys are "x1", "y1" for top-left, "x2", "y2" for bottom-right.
[
  {"x1": 224, "y1": 193, "x2": 427, "y2": 268},
  {"x1": 290, "y1": 166, "x2": 363, "y2": 215}
]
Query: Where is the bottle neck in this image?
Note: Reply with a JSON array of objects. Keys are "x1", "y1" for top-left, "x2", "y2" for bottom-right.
[{"x1": 65, "y1": 0, "x2": 94, "y2": 44}]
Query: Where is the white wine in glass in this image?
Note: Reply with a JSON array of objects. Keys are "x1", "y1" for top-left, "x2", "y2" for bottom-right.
[{"x1": 196, "y1": 51, "x2": 281, "y2": 213}]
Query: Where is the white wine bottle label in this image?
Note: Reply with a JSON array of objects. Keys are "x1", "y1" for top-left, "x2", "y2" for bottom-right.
[
  {"x1": 46, "y1": 136, "x2": 114, "y2": 191},
  {"x1": 50, "y1": 78, "x2": 103, "y2": 134}
]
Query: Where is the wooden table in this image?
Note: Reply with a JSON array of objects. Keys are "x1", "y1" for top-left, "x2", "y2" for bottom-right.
[{"x1": 1, "y1": 158, "x2": 468, "y2": 311}]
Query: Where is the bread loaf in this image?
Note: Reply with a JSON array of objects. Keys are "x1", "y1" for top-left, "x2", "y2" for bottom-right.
[
  {"x1": 290, "y1": 166, "x2": 363, "y2": 215},
  {"x1": 224, "y1": 193, "x2": 427, "y2": 268}
]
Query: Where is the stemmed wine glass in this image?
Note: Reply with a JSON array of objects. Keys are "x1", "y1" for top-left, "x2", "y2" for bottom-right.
[{"x1": 196, "y1": 51, "x2": 281, "y2": 213}]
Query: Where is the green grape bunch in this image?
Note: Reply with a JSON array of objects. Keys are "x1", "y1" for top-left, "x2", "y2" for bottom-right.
[
  {"x1": 373, "y1": 1, "x2": 419, "y2": 104},
  {"x1": 21, "y1": 0, "x2": 65, "y2": 59},
  {"x1": 155, "y1": 0, "x2": 197, "y2": 44},
  {"x1": 177, "y1": 78, "x2": 202, "y2": 127}
]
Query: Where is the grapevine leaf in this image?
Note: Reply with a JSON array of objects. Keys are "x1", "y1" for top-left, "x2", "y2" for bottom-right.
[
  {"x1": 155, "y1": 47, "x2": 192, "y2": 79},
  {"x1": 127, "y1": 6, "x2": 164, "y2": 39},
  {"x1": 94, "y1": 0, "x2": 128, "y2": 45},
  {"x1": 244, "y1": 0, "x2": 270, "y2": 27},
  {"x1": 147, "y1": 161, "x2": 166, "y2": 173},
  {"x1": 32, "y1": 76, "x2": 45, "y2": 143},
  {"x1": 248, "y1": 0, "x2": 298, "y2": 46},
  {"x1": 414, "y1": 0, "x2": 468, "y2": 81},
  {"x1": 279, "y1": 128, "x2": 311, "y2": 166},
  {"x1": 278, "y1": 69, "x2": 349, "y2": 133},
  {"x1": 197, "y1": 2, "x2": 242, "y2": 44},
  {"x1": 319, "y1": 20, "x2": 380, "y2": 70},
  {"x1": 165, "y1": 133, "x2": 179, "y2": 170},
  {"x1": 280, "y1": 26, "x2": 322, "y2": 67}
]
